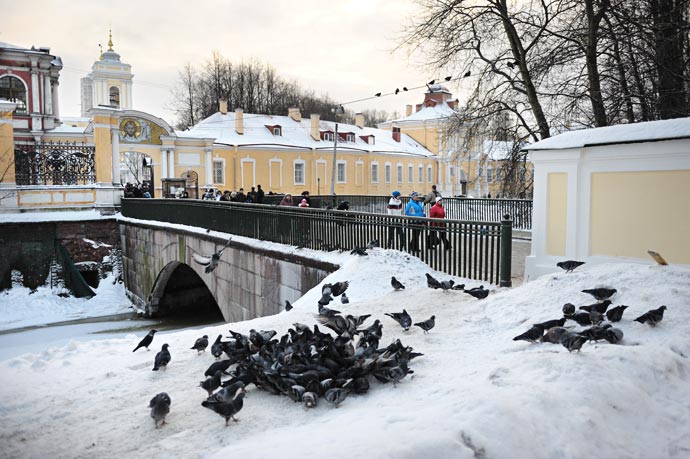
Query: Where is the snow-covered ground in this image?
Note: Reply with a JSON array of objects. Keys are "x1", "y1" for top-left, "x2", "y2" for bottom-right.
[{"x1": 0, "y1": 248, "x2": 689, "y2": 459}]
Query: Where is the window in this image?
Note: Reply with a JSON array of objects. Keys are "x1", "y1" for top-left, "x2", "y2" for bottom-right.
[
  {"x1": 408, "y1": 165, "x2": 413, "y2": 183},
  {"x1": 427, "y1": 165, "x2": 432, "y2": 183},
  {"x1": 337, "y1": 161, "x2": 346, "y2": 183},
  {"x1": 397, "y1": 164, "x2": 403, "y2": 183},
  {"x1": 346, "y1": 133, "x2": 355, "y2": 142},
  {"x1": 384, "y1": 164, "x2": 391, "y2": 183},
  {"x1": 418, "y1": 165, "x2": 424, "y2": 183},
  {"x1": 213, "y1": 160, "x2": 224, "y2": 184},
  {"x1": 273, "y1": 126, "x2": 282, "y2": 136},
  {"x1": 294, "y1": 161, "x2": 305, "y2": 185},
  {"x1": 487, "y1": 168, "x2": 494, "y2": 182},
  {"x1": 109, "y1": 86, "x2": 120, "y2": 108},
  {"x1": 0, "y1": 76, "x2": 27, "y2": 114},
  {"x1": 368, "y1": 135, "x2": 375, "y2": 145},
  {"x1": 371, "y1": 163, "x2": 379, "y2": 183},
  {"x1": 323, "y1": 132, "x2": 334, "y2": 142},
  {"x1": 496, "y1": 168, "x2": 503, "y2": 182}
]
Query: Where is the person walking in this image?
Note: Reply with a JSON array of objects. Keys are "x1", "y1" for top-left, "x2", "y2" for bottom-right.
[
  {"x1": 405, "y1": 191, "x2": 426, "y2": 253},
  {"x1": 256, "y1": 185, "x2": 265, "y2": 204},
  {"x1": 423, "y1": 184, "x2": 441, "y2": 206},
  {"x1": 235, "y1": 188, "x2": 246, "y2": 203},
  {"x1": 429, "y1": 196, "x2": 451, "y2": 250},
  {"x1": 386, "y1": 190, "x2": 406, "y2": 249}
]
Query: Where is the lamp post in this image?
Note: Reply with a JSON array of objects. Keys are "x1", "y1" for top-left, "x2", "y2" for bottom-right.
[{"x1": 330, "y1": 105, "x2": 344, "y2": 208}]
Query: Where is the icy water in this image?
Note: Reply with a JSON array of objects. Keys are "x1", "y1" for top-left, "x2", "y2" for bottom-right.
[{"x1": 0, "y1": 312, "x2": 224, "y2": 361}]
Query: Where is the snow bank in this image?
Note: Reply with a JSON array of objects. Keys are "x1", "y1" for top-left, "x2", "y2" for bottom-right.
[{"x1": 0, "y1": 252, "x2": 688, "y2": 459}]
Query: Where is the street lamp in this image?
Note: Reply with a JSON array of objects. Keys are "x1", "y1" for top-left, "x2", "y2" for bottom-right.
[{"x1": 330, "y1": 105, "x2": 345, "y2": 207}]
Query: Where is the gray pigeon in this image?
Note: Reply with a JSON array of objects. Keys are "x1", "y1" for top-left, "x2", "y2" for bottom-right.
[
  {"x1": 149, "y1": 392, "x2": 171, "y2": 429},
  {"x1": 133, "y1": 330, "x2": 157, "y2": 352},
  {"x1": 200, "y1": 370, "x2": 223, "y2": 396},
  {"x1": 318, "y1": 292, "x2": 334, "y2": 306},
  {"x1": 190, "y1": 335, "x2": 209, "y2": 354},
  {"x1": 192, "y1": 238, "x2": 232, "y2": 274},
  {"x1": 385, "y1": 309, "x2": 412, "y2": 331},
  {"x1": 556, "y1": 260, "x2": 585, "y2": 273},
  {"x1": 602, "y1": 327, "x2": 624, "y2": 344},
  {"x1": 366, "y1": 239, "x2": 379, "y2": 250},
  {"x1": 391, "y1": 276, "x2": 405, "y2": 290},
  {"x1": 562, "y1": 303, "x2": 576, "y2": 315},
  {"x1": 302, "y1": 391, "x2": 318, "y2": 408},
  {"x1": 350, "y1": 247, "x2": 368, "y2": 256},
  {"x1": 579, "y1": 300, "x2": 612, "y2": 314},
  {"x1": 634, "y1": 305, "x2": 667, "y2": 326},
  {"x1": 211, "y1": 335, "x2": 224, "y2": 359},
  {"x1": 318, "y1": 305, "x2": 341, "y2": 317},
  {"x1": 559, "y1": 332, "x2": 587, "y2": 352},
  {"x1": 285, "y1": 300, "x2": 293, "y2": 311},
  {"x1": 440, "y1": 279, "x2": 455, "y2": 291},
  {"x1": 465, "y1": 286, "x2": 489, "y2": 299},
  {"x1": 201, "y1": 392, "x2": 246, "y2": 426},
  {"x1": 540, "y1": 327, "x2": 568, "y2": 344},
  {"x1": 582, "y1": 287, "x2": 617, "y2": 301},
  {"x1": 414, "y1": 315, "x2": 436, "y2": 334},
  {"x1": 340, "y1": 293, "x2": 350, "y2": 304},
  {"x1": 513, "y1": 324, "x2": 545, "y2": 342},
  {"x1": 208, "y1": 381, "x2": 246, "y2": 403},
  {"x1": 606, "y1": 305, "x2": 628, "y2": 322},
  {"x1": 425, "y1": 273, "x2": 443, "y2": 289},
  {"x1": 152, "y1": 344, "x2": 171, "y2": 371},
  {"x1": 324, "y1": 386, "x2": 352, "y2": 408},
  {"x1": 204, "y1": 359, "x2": 234, "y2": 378}
]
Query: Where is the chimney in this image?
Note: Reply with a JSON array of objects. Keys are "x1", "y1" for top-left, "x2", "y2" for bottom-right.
[
  {"x1": 392, "y1": 126, "x2": 401, "y2": 142},
  {"x1": 288, "y1": 107, "x2": 302, "y2": 122},
  {"x1": 405, "y1": 105, "x2": 413, "y2": 117},
  {"x1": 354, "y1": 113, "x2": 365, "y2": 128},
  {"x1": 235, "y1": 108, "x2": 244, "y2": 135},
  {"x1": 310, "y1": 114, "x2": 320, "y2": 140},
  {"x1": 219, "y1": 99, "x2": 228, "y2": 114}
]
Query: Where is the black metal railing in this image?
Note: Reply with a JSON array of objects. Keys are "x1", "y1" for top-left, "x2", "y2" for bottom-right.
[
  {"x1": 121, "y1": 199, "x2": 512, "y2": 286},
  {"x1": 14, "y1": 141, "x2": 96, "y2": 186},
  {"x1": 263, "y1": 194, "x2": 532, "y2": 230}
]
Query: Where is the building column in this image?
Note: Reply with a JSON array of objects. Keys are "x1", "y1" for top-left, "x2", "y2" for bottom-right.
[
  {"x1": 168, "y1": 149, "x2": 175, "y2": 178},
  {"x1": 30, "y1": 63, "x2": 42, "y2": 132},
  {"x1": 111, "y1": 127, "x2": 121, "y2": 184},
  {"x1": 0, "y1": 100, "x2": 17, "y2": 186},
  {"x1": 52, "y1": 80, "x2": 60, "y2": 119},
  {"x1": 160, "y1": 147, "x2": 168, "y2": 180},
  {"x1": 43, "y1": 73, "x2": 52, "y2": 115},
  {"x1": 205, "y1": 148, "x2": 213, "y2": 185}
]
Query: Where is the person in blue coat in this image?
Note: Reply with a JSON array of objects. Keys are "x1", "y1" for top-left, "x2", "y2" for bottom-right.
[{"x1": 405, "y1": 191, "x2": 426, "y2": 252}]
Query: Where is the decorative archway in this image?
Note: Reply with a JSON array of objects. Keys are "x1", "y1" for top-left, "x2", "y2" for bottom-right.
[{"x1": 148, "y1": 261, "x2": 222, "y2": 318}]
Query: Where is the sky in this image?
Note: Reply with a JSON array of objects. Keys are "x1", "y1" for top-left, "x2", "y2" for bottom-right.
[
  {"x1": 1, "y1": 0, "x2": 468, "y2": 126},
  {"x1": 1, "y1": 215, "x2": 689, "y2": 458}
]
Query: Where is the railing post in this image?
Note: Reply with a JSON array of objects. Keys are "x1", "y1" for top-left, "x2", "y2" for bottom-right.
[{"x1": 499, "y1": 214, "x2": 512, "y2": 287}]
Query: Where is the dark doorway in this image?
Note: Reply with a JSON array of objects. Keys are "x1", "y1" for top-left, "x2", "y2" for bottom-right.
[{"x1": 149, "y1": 262, "x2": 223, "y2": 321}]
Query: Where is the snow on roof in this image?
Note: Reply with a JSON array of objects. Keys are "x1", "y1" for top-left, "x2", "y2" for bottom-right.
[
  {"x1": 180, "y1": 112, "x2": 433, "y2": 157},
  {"x1": 388, "y1": 102, "x2": 458, "y2": 124},
  {"x1": 0, "y1": 42, "x2": 26, "y2": 50},
  {"x1": 523, "y1": 117, "x2": 690, "y2": 151}
]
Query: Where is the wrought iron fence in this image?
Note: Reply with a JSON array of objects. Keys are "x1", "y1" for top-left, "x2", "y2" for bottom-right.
[
  {"x1": 264, "y1": 194, "x2": 532, "y2": 230},
  {"x1": 14, "y1": 141, "x2": 96, "y2": 186},
  {"x1": 121, "y1": 199, "x2": 512, "y2": 286}
]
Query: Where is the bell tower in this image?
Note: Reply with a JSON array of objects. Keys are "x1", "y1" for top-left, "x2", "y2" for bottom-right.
[{"x1": 81, "y1": 30, "x2": 134, "y2": 116}]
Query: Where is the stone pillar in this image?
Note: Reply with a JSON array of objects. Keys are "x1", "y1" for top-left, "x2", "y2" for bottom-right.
[
  {"x1": 0, "y1": 100, "x2": 17, "y2": 186},
  {"x1": 52, "y1": 80, "x2": 60, "y2": 119},
  {"x1": 30, "y1": 61, "x2": 42, "y2": 132},
  {"x1": 168, "y1": 149, "x2": 175, "y2": 178},
  {"x1": 43, "y1": 73, "x2": 52, "y2": 115},
  {"x1": 111, "y1": 126, "x2": 121, "y2": 184},
  {"x1": 160, "y1": 147, "x2": 168, "y2": 180},
  {"x1": 205, "y1": 148, "x2": 213, "y2": 185},
  {"x1": 89, "y1": 107, "x2": 116, "y2": 186}
]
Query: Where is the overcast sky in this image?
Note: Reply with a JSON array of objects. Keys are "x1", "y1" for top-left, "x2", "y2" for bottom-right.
[{"x1": 2, "y1": 0, "x2": 468, "y2": 126}]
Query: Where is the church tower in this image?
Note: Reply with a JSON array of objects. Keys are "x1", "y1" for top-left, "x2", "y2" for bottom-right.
[{"x1": 80, "y1": 30, "x2": 133, "y2": 116}]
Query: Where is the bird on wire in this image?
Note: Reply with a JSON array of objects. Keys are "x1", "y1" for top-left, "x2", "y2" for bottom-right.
[
  {"x1": 403, "y1": 87, "x2": 408, "y2": 91},
  {"x1": 463, "y1": 70, "x2": 471, "y2": 77},
  {"x1": 192, "y1": 237, "x2": 232, "y2": 274},
  {"x1": 395, "y1": 88, "x2": 400, "y2": 95},
  {"x1": 374, "y1": 92, "x2": 381, "y2": 97},
  {"x1": 149, "y1": 392, "x2": 171, "y2": 429},
  {"x1": 606, "y1": 305, "x2": 628, "y2": 322},
  {"x1": 445, "y1": 75, "x2": 452, "y2": 81},
  {"x1": 428, "y1": 79, "x2": 436, "y2": 85},
  {"x1": 414, "y1": 315, "x2": 436, "y2": 334},
  {"x1": 152, "y1": 344, "x2": 171, "y2": 371},
  {"x1": 133, "y1": 329, "x2": 157, "y2": 352},
  {"x1": 582, "y1": 287, "x2": 617, "y2": 301},
  {"x1": 385, "y1": 309, "x2": 412, "y2": 331},
  {"x1": 634, "y1": 305, "x2": 667, "y2": 326},
  {"x1": 391, "y1": 276, "x2": 405, "y2": 290},
  {"x1": 556, "y1": 260, "x2": 585, "y2": 273},
  {"x1": 190, "y1": 335, "x2": 209, "y2": 354}
]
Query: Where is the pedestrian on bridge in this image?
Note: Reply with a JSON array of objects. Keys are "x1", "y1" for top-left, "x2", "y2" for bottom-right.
[{"x1": 386, "y1": 190, "x2": 406, "y2": 250}]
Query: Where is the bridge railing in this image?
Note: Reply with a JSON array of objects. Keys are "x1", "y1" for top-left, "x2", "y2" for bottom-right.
[
  {"x1": 263, "y1": 194, "x2": 532, "y2": 230},
  {"x1": 121, "y1": 199, "x2": 512, "y2": 286}
]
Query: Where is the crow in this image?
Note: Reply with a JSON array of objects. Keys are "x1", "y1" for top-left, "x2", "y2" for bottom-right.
[{"x1": 132, "y1": 330, "x2": 157, "y2": 352}]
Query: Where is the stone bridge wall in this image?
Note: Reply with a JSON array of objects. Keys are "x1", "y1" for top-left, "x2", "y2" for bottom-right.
[{"x1": 120, "y1": 222, "x2": 338, "y2": 322}]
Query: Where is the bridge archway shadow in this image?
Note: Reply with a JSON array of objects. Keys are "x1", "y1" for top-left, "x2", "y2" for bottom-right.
[{"x1": 148, "y1": 262, "x2": 223, "y2": 322}]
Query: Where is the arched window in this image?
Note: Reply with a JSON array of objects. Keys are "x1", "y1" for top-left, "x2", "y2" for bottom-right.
[
  {"x1": 0, "y1": 75, "x2": 28, "y2": 114},
  {"x1": 109, "y1": 86, "x2": 120, "y2": 108}
]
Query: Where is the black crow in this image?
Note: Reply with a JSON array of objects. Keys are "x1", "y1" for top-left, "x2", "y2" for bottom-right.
[{"x1": 132, "y1": 330, "x2": 157, "y2": 352}]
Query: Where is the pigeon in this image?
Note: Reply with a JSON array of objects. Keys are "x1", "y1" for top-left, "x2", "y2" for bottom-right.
[
  {"x1": 132, "y1": 330, "x2": 157, "y2": 352},
  {"x1": 385, "y1": 309, "x2": 412, "y2": 331},
  {"x1": 382, "y1": 365, "x2": 413, "y2": 387},
  {"x1": 200, "y1": 370, "x2": 223, "y2": 397},
  {"x1": 302, "y1": 391, "x2": 318, "y2": 408},
  {"x1": 201, "y1": 392, "x2": 246, "y2": 426},
  {"x1": 324, "y1": 386, "x2": 352, "y2": 408},
  {"x1": 513, "y1": 324, "x2": 545, "y2": 342},
  {"x1": 326, "y1": 281, "x2": 349, "y2": 297},
  {"x1": 211, "y1": 335, "x2": 225, "y2": 359},
  {"x1": 566, "y1": 311, "x2": 593, "y2": 326},
  {"x1": 559, "y1": 332, "x2": 587, "y2": 352},
  {"x1": 465, "y1": 285, "x2": 489, "y2": 299},
  {"x1": 152, "y1": 344, "x2": 171, "y2": 371},
  {"x1": 340, "y1": 293, "x2": 350, "y2": 304},
  {"x1": 285, "y1": 300, "x2": 293, "y2": 312},
  {"x1": 190, "y1": 335, "x2": 209, "y2": 354},
  {"x1": 391, "y1": 276, "x2": 405, "y2": 290},
  {"x1": 316, "y1": 314, "x2": 357, "y2": 338},
  {"x1": 536, "y1": 318, "x2": 567, "y2": 330},
  {"x1": 192, "y1": 238, "x2": 232, "y2": 273},
  {"x1": 507, "y1": 61, "x2": 515, "y2": 69},
  {"x1": 428, "y1": 79, "x2": 436, "y2": 85},
  {"x1": 440, "y1": 279, "x2": 455, "y2": 291},
  {"x1": 414, "y1": 315, "x2": 436, "y2": 334},
  {"x1": 579, "y1": 300, "x2": 612, "y2": 314},
  {"x1": 556, "y1": 260, "x2": 585, "y2": 273},
  {"x1": 149, "y1": 392, "x2": 171, "y2": 429},
  {"x1": 579, "y1": 324, "x2": 613, "y2": 342},
  {"x1": 208, "y1": 381, "x2": 246, "y2": 403},
  {"x1": 562, "y1": 303, "x2": 576, "y2": 315},
  {"x1": 204, "y1": 359, "x2": 234, "y2": 377},
  {"x1": 452, "y1": 284, "x2": 465, "y2": 291},
  {"x1": 540, "y1": 327, "x2": 568, "y2": 344},
  {"x1": 288, "y1": 385, "x2": 306, "y2": 403},
  {"x1": 602, "y1": 327, "x2": 624, "y2": 344},
  {"x1": 425, "y1": 273, "x2": 443, "y2": 289},
  {"x1": 350, "y1": 247, "x2": 368, "y2": 256},
  {"x1": 366, "y1": 239, "x2": 379, "y2": 250},
  {"x1": 590, "y1": 310, "x2": 604, "y2": 325},
  {"x1": 634, "y1": 305, "x2": 667, "y2": 326},
  {"x1": 606, "y1": 305, "x2": 628, "y2": 322},
  {"x1": 318, "y1": 292, "x2": 334, "y2": 306},
  {"x1": 318, "y1": 305, "x2": 341, "y2": 317},
  {"x1": 582, "y1": 288, "x2": 617, "y2": 301}
]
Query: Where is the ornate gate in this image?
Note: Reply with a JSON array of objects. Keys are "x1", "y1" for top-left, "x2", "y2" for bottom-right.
[{"x1": 14, "y1": 141, "x2": 96, "y2": 185}]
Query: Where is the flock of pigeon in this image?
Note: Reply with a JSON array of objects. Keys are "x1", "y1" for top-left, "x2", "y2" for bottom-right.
[{"x1": 512, "y1": 260, "x2": 669, "y2": 352}]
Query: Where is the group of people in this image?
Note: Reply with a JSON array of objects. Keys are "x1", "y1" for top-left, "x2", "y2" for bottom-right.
[
  {"x1": 278, "y1": 190, "x2": 312, "y2": 207},
  {"x1": 387, "y1": 184, "x2": 450, "y2": 252},
  {"x1": 124, "y1": 182, "x2": 152, "y2": 199},
  {"x1": 202, "y1": 185, "x2": 266, "y2": 203}
]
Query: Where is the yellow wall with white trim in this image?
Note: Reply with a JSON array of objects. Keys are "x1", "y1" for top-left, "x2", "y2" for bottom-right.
[{"x1": 547, "y1": 173, "x2": 567, "y2": 256}]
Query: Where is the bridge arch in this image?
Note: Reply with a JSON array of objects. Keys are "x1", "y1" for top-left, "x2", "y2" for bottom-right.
[{"x1": 148, "y1": 261, "x2": 222, "y2": 318}]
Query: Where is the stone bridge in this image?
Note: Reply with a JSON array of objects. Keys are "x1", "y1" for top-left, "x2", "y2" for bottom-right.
[{"x1": 120, "y1": 221, "x2": 337, "y2": 322}]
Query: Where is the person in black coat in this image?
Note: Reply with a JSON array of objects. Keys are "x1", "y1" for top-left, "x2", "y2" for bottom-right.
[{"x1": 256, "y1": 185, "x2": 265, "y2": 204}]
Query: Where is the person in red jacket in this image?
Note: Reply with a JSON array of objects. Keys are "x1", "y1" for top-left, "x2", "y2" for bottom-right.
[{"x1": 429, "y1": 196, "x2": 451, "y2": 250}]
